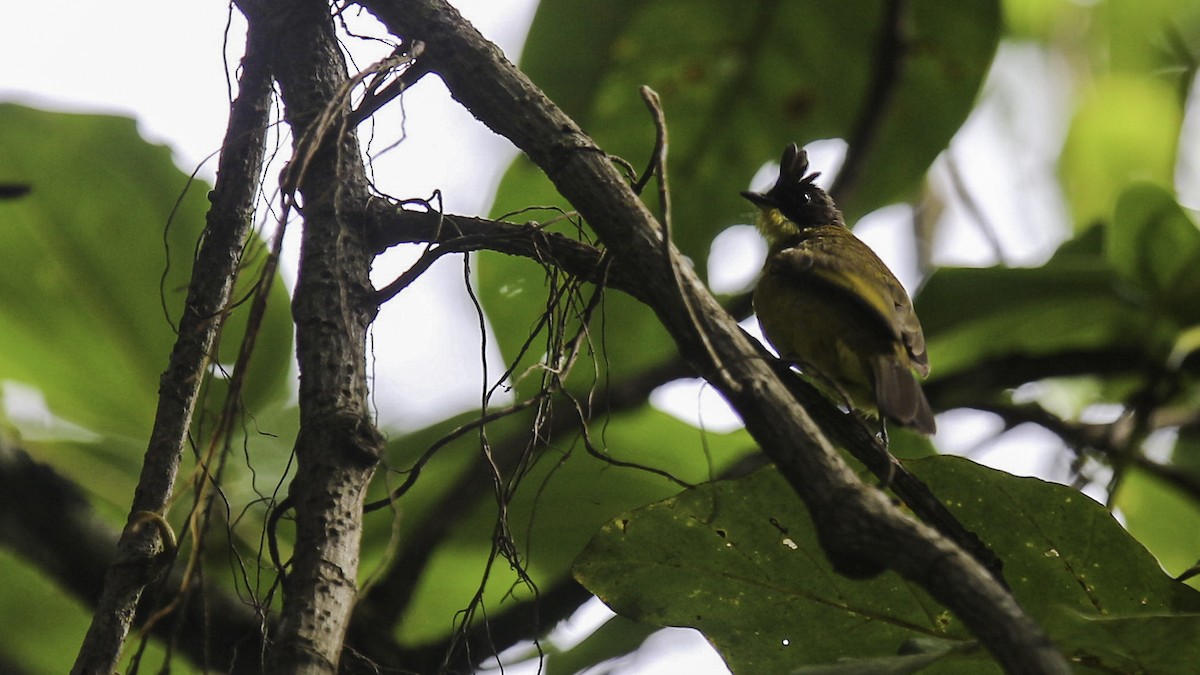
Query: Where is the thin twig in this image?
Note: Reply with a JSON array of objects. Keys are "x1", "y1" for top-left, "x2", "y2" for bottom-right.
[
  {"x1": 830, "y1": 0, "x2": 910, "y2": 205},
  {"x1": 944, "y1": 152, "x2": 1008, "y2": 265}
]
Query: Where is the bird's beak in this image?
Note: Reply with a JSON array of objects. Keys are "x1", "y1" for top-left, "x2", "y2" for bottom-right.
[{"x1": 740, "y1": 190, "x2": 777, "y2": 208}]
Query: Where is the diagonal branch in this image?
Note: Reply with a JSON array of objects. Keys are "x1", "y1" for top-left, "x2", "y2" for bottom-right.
[
  {"x1": 71, "y1": 17, "x2": 274, "y2": 675},
  {"x1": 830, "y1": 0, "x2": 911, "y2": 205},
  {"x1": 2, "y1": 441, "x2": 270, "y2": 674},
  {"x1": 353, "y1": 1, "x2": 1070, "y2": 672}
]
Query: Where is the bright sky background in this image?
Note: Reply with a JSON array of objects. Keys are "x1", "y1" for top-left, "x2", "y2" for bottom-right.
[{"x1": 4, "y1": 1, "x2": 1160, "y2": 671}]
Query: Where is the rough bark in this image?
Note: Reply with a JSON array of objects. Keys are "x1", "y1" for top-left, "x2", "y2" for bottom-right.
[
  {"x1": 246, "y1": 2, "x2": 386, "y2": 672},
  {"x1": 71, "y1": 20, "x2": 273, "y2": 675}
]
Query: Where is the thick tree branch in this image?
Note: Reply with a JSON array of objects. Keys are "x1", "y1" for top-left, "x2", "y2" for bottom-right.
[
  {"x1": 354, "y1": 2, "x2": 1069, "y2": 672},
  {"x1": 71, "y1": 20, "x2": 274, "y2": 675},
  {"x1": 244, "y1": 1, "x2": 386, "y2": 673},
  {"x1": 365, "y1": 203, "x2": 652, "y2": 304},
  {"x1": 0, "y1": 441, "x2": 270, "y2": 674}
]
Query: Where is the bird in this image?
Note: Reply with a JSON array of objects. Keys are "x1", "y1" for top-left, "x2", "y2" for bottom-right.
[{"x1": 742, "y1": 143, "x2": 936, "y2": 435}]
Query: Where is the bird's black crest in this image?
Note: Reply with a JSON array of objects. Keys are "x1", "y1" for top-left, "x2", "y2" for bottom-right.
[
  {"x1": 777, "y1": 143, "x2": 822, "y2": 191},
  {"x1": 766, "y1": 143, "x2": 841, "y2": 227},
  {"x1": 741, "y1": 143, "x2": 844, "y2": 229}
]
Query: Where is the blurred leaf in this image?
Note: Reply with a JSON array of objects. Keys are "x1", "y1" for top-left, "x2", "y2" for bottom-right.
[
  {"x1": 0, "y1": 548, "x2": 198, "y2": 675},
  {"x1": 1095, "y1": 0, "x2": 1200, "y2": 81},
  {"x1": 1060, "y1": 75, "x2": 1181, "y2": 227},
  {"x1": 0, "y1": 104, "x2": 292, "y2": 441},
  {"x1": 504, "y1": 0, "x2": 1000, "y2": 259},
  {"x1": 1001, "y1": 0, "x2": 1090, "y2": 41},
  {"x1": 385, "y1": 405, "x2": 754, "y2": 645},
  {"x1": 517, "y1": 0, "x2": 642, "y2": 121},
  {"x1": 917, "y1": 263, "x2": 1154, "y2": 380},
  {"x1": 475, "y1": 250, "x2": 676, "y2": 398},
  {"x1": 1172, "y1": 425, "x2": 1200, "y2": 477},
  {"x1": 1113, "y1": 465, "x2": 1200, "y2": 580},
  {"x1": 0, "y1": 548, "x2": 93, "y2": 674},
  {"x1": 1110, "y1": 182, "x2": 1200, "y2": 324},
  {"x1": 488, "y1": 0, "x2": 1001, "y2": 394},
  {"x1": 25, "y1": 435, "x2": 147, "y2": 516},
  {"x1": 574, "y1": 456, "x2": 1200, "y2": 673},
  {"x1": 919, "y1": 185, "x2": 1200, "y2": 386}
]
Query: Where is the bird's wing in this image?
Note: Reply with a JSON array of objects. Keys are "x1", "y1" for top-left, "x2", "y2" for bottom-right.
[
  {"x1": 768, "y1": 236, "x2": 900, "y2": 340},
  {"x1": 883, "y1": 274, "x2": 931, "y2": 377},
  {"x1": 769, "y1": 231, "x2": 931, "y2": 377}
]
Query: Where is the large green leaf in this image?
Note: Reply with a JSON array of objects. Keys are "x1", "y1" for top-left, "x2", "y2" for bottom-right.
[
  {"x1": 917, "y1": 263, "x2": 1152, "y2": 380},
  {"x1": 574, "y1": 456, "x2": 1200, "y2": 673},
  {"x1": 505, "y1": 0, "x2": 1001, "y2": 251},
  {"x1": 0, "y1": 104, "x2": 293, "y2": 440},
  {"x1": 1060, "y1": 75, "x2": 1181, "y2": 227},
  {"x1": 374, "y1": 405, "x2": 754, "y2": 645},
  {"x1": 1109, "y1": 182, "x2": 1200, "y2": 325},
  {"x1": 484, "y1": 1, "x2": 1001, "y2": 392}
]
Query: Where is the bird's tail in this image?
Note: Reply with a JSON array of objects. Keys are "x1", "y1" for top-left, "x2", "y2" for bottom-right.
[{"x1": 871, "y1": 356, "x2": 936, "y2": 434}]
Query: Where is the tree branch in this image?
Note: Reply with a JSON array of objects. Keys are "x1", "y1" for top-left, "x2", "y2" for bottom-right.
[
  {"x1": 346, "y1": 357, "x2": 692, "y2": 667},
  {"x1": 978, "y1": 401, "x2": 1200, "y2": 504},
  {"x1": 830, "y1": 0, "x2": 910, "y2": 206},
  {"x1": 240, "y1": 1, "x2": 389, "y2": 673},
  {"x1": 72, "y1": 18, "x2": 274, "y2": 674},
  {"x1": 354, "y1": 2, "x2": 1069, "y2": 672},
  {"x1": 365, "y1": 203, "x2": 654, "y2": 305},
  {"x1": 0, "y1": 440, "x2": 271, "y2": 674}
]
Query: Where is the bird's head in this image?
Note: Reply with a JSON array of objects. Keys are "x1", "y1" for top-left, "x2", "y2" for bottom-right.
[{"x1": 741, "y1": 143, "x2": 843, "y2": 241}]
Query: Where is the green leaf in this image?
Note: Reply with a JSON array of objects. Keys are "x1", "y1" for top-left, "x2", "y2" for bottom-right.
[
  {"x1": 573, "y1": 456, "x2": 1200, "y2": 673},
  {"x1": 380, "y1": 405, "x2": 755, "y2": 645},
  {"x1": 1095, "y1": 0, "x2": 1200, "y2": 80},
  {"x1": 574, "y1": 465, "x2": 982, "y2": 673},
  {"x1": 517, "y1": 0, "x2": 642, "y2": 121},
  {"x1": 0, "y1": 548, "x2": 199, "y2": 674},
  {"x1": 789, "y1": 638, "x2": 981, "y2": 674},
  {"x1": 917, "y1": 263, "x2": 1154, "y2": 380},
  {"x1": 1110, "y1": 182, "x2": 1200, "y2": 324},
  {"x1": 504, "y1": 0, "x2": 1000, "y2": 260},
  {"x1": 474, "y1": 249, "x2": 675, "y2": 398},
  {"x1": 489, "y1": 0, "x2": 1001, "y2": 393},
  {"x1": 1049, "y1": 611, "x2": 1200, "y2": 674},
  {"x1": 0, "y1": 104, "x2": 292, "y2": 440},
  {"x1": 1113, "y1": 465, "x2": 1200, "y2": 581},
  {"x1": 1060, "y1": 75, "x2": 1181, "y2": 227},
  {"x1": 918, "y1": 186, "x2": 1200, "y2": 385}
]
